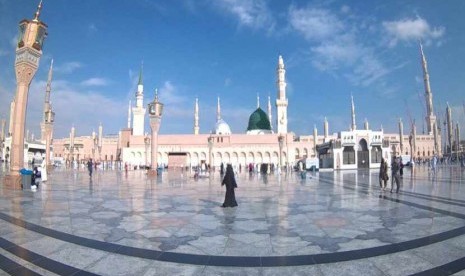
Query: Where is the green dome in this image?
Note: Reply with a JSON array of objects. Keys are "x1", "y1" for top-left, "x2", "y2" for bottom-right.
[{"x1": 247, "y1": 108, "x2": 271, "y2": 131}]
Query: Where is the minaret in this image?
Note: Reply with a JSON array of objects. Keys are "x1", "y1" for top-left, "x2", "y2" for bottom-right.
[
  {"x1": 8, "y1": 100, "x2": 15, "y2": 136},
  {"x1": 433, "y1": 122, "x2": 439, "y2": 155},
  {"x1": 313, "y1": 125, "x2": 318, "y2": 156},
  {"x1": 8, "y1": 1, "x2": 48, "y2": 178},
  {"x1": 98, "y1": 123, "x2": 103, "y2": 149},
  {"x1": 267, "y1": 95, "x2": 272, "y2": 130},
  {"x1": 194, "y1": 97, "x2": 199, "y2": 135},
  {"x1": 364, "y1": 118, "x2": 369, "y2": 130},
  {"x1": 456, "y1": 123, "x2": 460, "y2": 154},
  {"x1": 276, "y1": 55, "x2": 288, "y2": 134},
  {"x1": 420, "y1": 42, "x2": 437, "y2": 135},
  {"x1": 446, "y1": 103, "x2": 452, "y2": 154},
  {"x1": 132, "y1": 62, "x2": 146, "y2": 136},
  {"x1": 127, "y1": 100, "x2": 131, "y2": 129},
  {"x1": 40, "y1": 59, "x2": 53, "y2": 141},
  {"x1": 69, "y1": 126, "x2": 75, "y2": 161},
  {"x1": 399, "y1": 118, "x2": 404, "y2": 154},
  {"x1": 217, "y1": 97, "x2": 221, "y2": 121},
  {"x1": 351, "y1": 94, "x2": 356, "y2": 131},
  {"x1": 323, "y1": 117, "x2": 329, "y2": 142},
  {"x1": 411, "y1": 121, "x2": 417, "y2": 159}
]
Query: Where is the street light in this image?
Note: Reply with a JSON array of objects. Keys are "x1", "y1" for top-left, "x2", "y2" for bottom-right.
[
  {"x1": 208, "y1": 135, "x2": 213, "y2": 170},
  {"x1": 144, "y1": 135, "x2": 150, "y2": 169},
  {"x1": 148, "y1": 89, "x2": 163, "y2": 176},
  {"x1": 92, "y1": 131, "x2": 97, "y2": 161},
  {"x1": 278, "y1": 134, "x2": 284, "y2": 174}
]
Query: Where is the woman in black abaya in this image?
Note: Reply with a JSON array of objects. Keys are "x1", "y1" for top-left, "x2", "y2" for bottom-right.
[{"x1": 221, "y1": 164, "x2": 238, "y2": 207}]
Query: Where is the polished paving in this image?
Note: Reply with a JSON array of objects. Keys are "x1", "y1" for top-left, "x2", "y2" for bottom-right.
[{"x1": 0, "y1": 165, "x2": 465, "y2": 275}]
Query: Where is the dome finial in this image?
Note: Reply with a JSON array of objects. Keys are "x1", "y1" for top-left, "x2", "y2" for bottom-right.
[{"x1": 217, "y1": 96, "x2": 221, "y2": 121}]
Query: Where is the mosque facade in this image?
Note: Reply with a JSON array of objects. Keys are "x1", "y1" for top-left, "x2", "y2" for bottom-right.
[{"x1": 1, "y1": 49, "x2": 444, "y2": 171}]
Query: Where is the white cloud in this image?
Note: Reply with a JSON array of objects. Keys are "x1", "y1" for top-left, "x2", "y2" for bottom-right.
[
  {"x1": 54, "y1": 61, "x2": 83, "y2": 74},
  {"x1": 288, "y1": 6, "x2": 344, "y2": 41},
  {"x1": 81, "y1": 77, "x2": 109, "y2": 87},
  {"x1": 24, "y1": 79, "x2": 126, "y2": 138},
  {"x1": 213, "y1": 0, "x2": 275, "y2": 31},
  {"x1": 288, "y1": 5, "x2": 391, "y2": 87},
  {"x1": 158, "y1": 81, "x2": 187, "y2": 105},
  {"x1": 383, "y1": 17, "x2": 445, "y2": 47}
]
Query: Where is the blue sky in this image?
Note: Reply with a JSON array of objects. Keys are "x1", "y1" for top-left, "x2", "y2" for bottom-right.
[{"x1": 0, "y1": 0, "x2": 464, "y2": 138}]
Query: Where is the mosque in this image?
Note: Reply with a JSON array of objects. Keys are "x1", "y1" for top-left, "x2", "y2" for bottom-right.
[{"x1": 1, "y1": 43, "x2": 444, "y2": 171}]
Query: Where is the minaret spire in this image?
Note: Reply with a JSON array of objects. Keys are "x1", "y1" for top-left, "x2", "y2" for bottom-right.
[
  {"x1": 132, "y1": 62, "x2": 146, "y2": 136},
  {"x1": 267, "y1": 95, "x2": 272, "y2": 130},
  {"x1": 43, "y1": 59, "x2": 53, "y2": 119},
  {"x1": 40, "y1": 58, "x2": 53, "y2": 141},
  {"x1": 138, "y1": 61, "x2": 143, "y2": 86},
  {"x1": 33, "y1": 0, "x2": 43, "y2": 21},
  {"x1": 217, "y1": 97, "x2": 221, "y2": 121},
  {"x1": 420, "y1": 41, "x2": 436, "y2": 135},
  {"x1": 446, "y1": 102, "x2": 453, "y2": 154},
  {"x1": 351, "y1": 94, "x2": 356, "y2": 131},
  {"x1": 324, "y1": 117, "x2": 329, "y2": 142},
  {"x1": 276, "y1": 55, "x2": 288, "y2": 134},
  {"x1": 194, "y1": 97, "x2": 199, "y2": 135}
]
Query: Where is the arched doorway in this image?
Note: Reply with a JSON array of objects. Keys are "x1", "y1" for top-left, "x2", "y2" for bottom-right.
[{"x1": 357, "y1": 139, "x2": 369, "y2": 168}]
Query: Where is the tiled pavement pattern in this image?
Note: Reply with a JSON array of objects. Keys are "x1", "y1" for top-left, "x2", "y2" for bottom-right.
[{"x1": 0, "y1": 165, "x2": 465, "y2": 275}]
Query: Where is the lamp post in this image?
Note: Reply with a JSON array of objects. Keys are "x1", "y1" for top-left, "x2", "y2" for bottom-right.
[
  {"x1": 6, "y1": 2, "x2": 47, "y2": 188},
  {"x1": 44, "y1": 107, "x2": 54, "y2": 168},
  {"x1": 147, "y1": 90, "x2": 163, "y2": 176},
  {"x1": 92, "y1": 131, "x2": 96, "y2": 161},
  {"x1": 98, "y1": 123, "x2": 103, "y2": 165},
  {"x1": 278, "y1": 134, "x2": 284, "y2": 174},
  {"x1": 144, "y1": 135, "x2": 150, "y2": 169}
]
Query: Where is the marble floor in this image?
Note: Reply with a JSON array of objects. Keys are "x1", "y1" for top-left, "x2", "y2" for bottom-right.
[{"x1": 0, "y1": 165, "x2": 465, "y2": 275}]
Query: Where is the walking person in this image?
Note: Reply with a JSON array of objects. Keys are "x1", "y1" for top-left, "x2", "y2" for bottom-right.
[
  {"x1": 379, "y1": 158, "x2": 388, "y2": 190},
  {"x1": 391, "y1": 157, "x2": 401, "y2": 193},
  {"x1": 221, "y1": 164, "x2": 238, "y2": 208},
  {"x1": 87, "y1": 158, "x2": 93, "y2": 177}
]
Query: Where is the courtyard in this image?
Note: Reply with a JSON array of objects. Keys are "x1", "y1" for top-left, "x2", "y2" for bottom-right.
[{"x1": 0, "y1": 165, "x2": 465, "y2": 275}]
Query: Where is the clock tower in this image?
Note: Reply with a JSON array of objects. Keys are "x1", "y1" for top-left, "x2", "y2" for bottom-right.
[{"x1": 6, "y1": 1, "x2": 47, "y2": 188}]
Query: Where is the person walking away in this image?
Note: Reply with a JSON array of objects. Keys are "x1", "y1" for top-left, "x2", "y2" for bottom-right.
[
  {"x1": 379, "y1": 158, "x2": 388, "y2": 190},
  {"x1": 87, "y1": 159, "x2": 93, "y2": 177},
  {"x1": 432, "y1": 155, "x2": 438, "y2": 174},
  {"x1": 391, "y1": 157, "x2": 401, "y2": 193},
  {"x1": 221, "y1": 164, "x2": 238, "y2": 207},
  {"x1": 220, "y1": 163, "x2": 225, "y2": 175}
]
